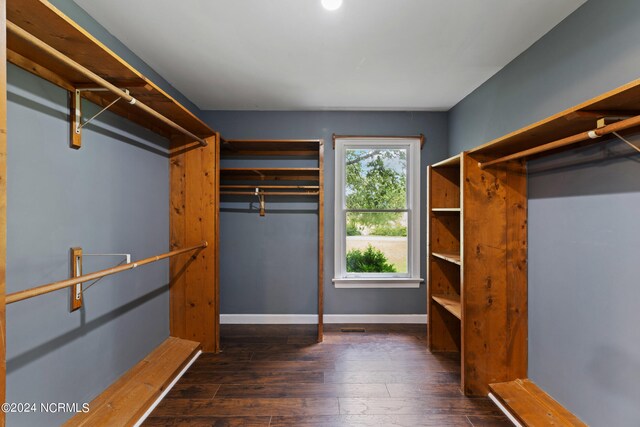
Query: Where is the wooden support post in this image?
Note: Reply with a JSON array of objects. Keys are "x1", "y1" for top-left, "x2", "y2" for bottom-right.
[
  {"x1": 213, "y1": 133, "x2": 220, "y2": 352},
  {"x1": 317, "y1": 140, "x2": 324, "y2": 342},
  {"x1": 69, "y1": 247, "x2": 83, "y2": 311},
  {"x1": 169, "y1": 135, "x2": 219, "y2": 353},
  {"x1": 462, "y1": 153, "x2": 528, "y2": 396},
  {"x1": 0, "y1": 0, "x2": 7, "y2": 421}
]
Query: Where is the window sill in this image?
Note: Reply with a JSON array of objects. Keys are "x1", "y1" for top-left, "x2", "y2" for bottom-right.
[{"x1": 332, "y1": 278, "x2": 424, "y2": 289}]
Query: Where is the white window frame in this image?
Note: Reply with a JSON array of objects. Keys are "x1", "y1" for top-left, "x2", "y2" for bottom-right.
[{"x1": 333, "y1": 137, "x2": 423, "y2": 289}]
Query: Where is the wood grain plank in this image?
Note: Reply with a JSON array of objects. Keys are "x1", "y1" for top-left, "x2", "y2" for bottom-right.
[
  {"x1": 153, "y1": 398, "x2": 340, "y2": 417},
  {"x1": 215, "y1": 384, "x2": 389, "y2": 399},
  {"x1": 490, "y1": 379, "x2": 587, "y2": 426},
  {"x1": 462, "y1": 153, "x2": 509, "y2": 396},
  {"x1": 144, "y1": 416, "x2": 271, "y2": 426},
  {"x1": 338, "y1": 397, "x2": 502, "y2": 416},
  {"x1": 270, "y1": 414, "x2": 472, "y2": 427},
  {"x1": 324, "y1": 371, "x2": 459, "y2": 385},
  {"x1": 180, "y1": 371, "x2": 325, "y2": 385},
  {"x1": 164, "y1": 384, "x2": 221, "y2": 400},
  {"x1": 505, "y1": 160, "x2": 528, "y2": 381},
  {"x1": 187, "y1": 360, "x2": 335, "y2": 372},
  {"x1": 169, "y1": 145, "x2": 187, "y2": 339}
]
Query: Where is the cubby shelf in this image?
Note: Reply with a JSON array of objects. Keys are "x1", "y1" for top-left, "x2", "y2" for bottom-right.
[
  {"x1": 432, "y1": 294, "x2": 461, "y2": 319},
  {"x1": 428, "y1": 151, "x2": 527, "y2": 396},
  {"x1": 431, "y1": 207, "x2": 461, "y2": 212},
  {"x1": 432, "y1": 252, "x2": 461, "y2": 265}
]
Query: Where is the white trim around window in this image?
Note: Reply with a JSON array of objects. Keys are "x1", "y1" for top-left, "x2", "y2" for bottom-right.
[{"x1": 333, "y1": 137, "x2": 423, "y2": 289}]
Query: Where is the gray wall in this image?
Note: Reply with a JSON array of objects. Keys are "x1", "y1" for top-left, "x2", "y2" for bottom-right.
[
  {"x1": 202, "y1": 111, "x2": 448, "y2": 315},
  {"x1": 449, "y1": 0, "x2": 640, "y2": 425},
  {"x1": 5, "y1": 52, "x2": 170, "y2": 427}
]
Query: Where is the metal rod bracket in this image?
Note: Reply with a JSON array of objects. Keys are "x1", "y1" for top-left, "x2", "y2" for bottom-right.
[
  {"x1": 70, "y1": 247, "x2": 83, "y2": 312},
  {"x1": 256, "y1": 188, "x2": 266, "y2": 216},
  {"x1": 71, "y1": 88, "x2": 130, "y2": 149}
]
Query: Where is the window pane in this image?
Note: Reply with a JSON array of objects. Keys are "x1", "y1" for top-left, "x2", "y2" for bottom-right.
[
  {"x1": 345, "y1": 148, "x2": 407, "y2": 210},
  {"x1": 346, "y1": 212, "x2": 408, "y2": 273}
]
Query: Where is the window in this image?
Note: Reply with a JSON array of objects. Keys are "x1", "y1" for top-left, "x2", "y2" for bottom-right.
[{"x1": 333, "y1": 138, "x2": 422, "y2": 288}]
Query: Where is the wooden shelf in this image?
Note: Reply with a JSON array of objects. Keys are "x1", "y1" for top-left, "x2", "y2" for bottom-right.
[
  {"x1": 432, "y1": 154, "x2": 462, "y2": 168},
  {"x1": 432, "y1": 251, "x2": 461, "y2": 265},
  {"x1": 489, "y1": 379, "x2": 587, "y2": 426},
  {"x1": 7, "y1": 0, "x2": 215, "y2": 141},
  {"x1": 221, "y1": 139, "x2": 321, "y2": 157},
  {"x1": 432, "y1": 207, "x2": 461, "y2": 212},
  {"x1": 471, "y1": 78, "x2": 640, "y2": 159},
  {"x1": 220, "y1": 168, "x2": 320, "y2": 182},
  {"x1": 432, "y1": 294, "x2": 461, "y2": 319},
  {"x1": 65, "y1": 337, "x2": 200, "y2": 426}
]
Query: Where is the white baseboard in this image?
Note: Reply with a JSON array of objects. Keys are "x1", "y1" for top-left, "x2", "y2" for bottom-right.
[{"x1": 220, "y1": 314, "x2": 427, "y2": 324}]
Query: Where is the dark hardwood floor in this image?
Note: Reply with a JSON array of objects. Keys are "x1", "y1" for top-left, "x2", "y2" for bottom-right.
[{"x1": 144, "y1": 325, "x2": 510, "y2": 426}]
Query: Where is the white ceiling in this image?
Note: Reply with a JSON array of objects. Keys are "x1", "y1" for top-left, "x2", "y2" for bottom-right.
[{"x1": 75, "y1": 0, "x2": 586, "y2": 111}]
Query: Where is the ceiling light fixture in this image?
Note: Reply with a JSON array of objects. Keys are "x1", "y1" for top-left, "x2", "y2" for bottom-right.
[{"x1": 321, "y1": 0, "x2": 343, "y2": 11}]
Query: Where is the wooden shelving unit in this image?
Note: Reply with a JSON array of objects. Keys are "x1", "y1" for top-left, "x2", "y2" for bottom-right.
[
  {"x1": 470, "y1": 79, "x2": 640, "y2": 167},
  {"x1": 427, "y1": 153, "x2": 462, "y2": 354},
  {"x1": 219, "y1": 139, "x2": 325, "y2": 342},
  {"x1": 6, "y1": 0, "x2": 215, "y2": 143},
  {"x1": 427, "y1": 152, "x2": 527, "y2": 396}
]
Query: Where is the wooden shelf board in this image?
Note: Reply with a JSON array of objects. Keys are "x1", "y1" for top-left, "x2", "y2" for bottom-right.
[
  {"x1": 432, "y1": 294, "x2": 462, "y2": 319},
  {"x1": 432, "y1": 154, "x2": 462, "y2": 167},
  {"x1": 432, "y1": 251, "x2": 461, "y2": 265},
  {"x1": 470, "y1": 78, "x2": 640, "y2": 158},
  {"x1": 432, "y1": 207, "x2": 461, "y2": 212},
  {"x1": 489, "y1": 379, "x2": 587, "y2": 427},
  {"x1": 220, "y1": 167, "x2": 320, "y2": 182},
  {"x1": 64, "y1": 337, "x2": 200, "y2": 426},
  {"x1": 221, "y1": 139, "x2": 321, "y2": 157},
  {"x1": 7, "y1": 0, "x2": 215, "y2": 141}
]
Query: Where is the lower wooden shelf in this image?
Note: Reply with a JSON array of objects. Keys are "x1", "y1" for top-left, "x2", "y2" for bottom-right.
[
  {"x1": 432, "y1": 251, "x2": 461, "y2": 265},
  {"x1": 432, "y1": 294, "x2": 462, "y2": 319},
  {"x1": 489, "y1": 379, "x2": 587, "y2": 427},
  {"x1": 64, "y1": 336, "x2": 200, "y2": 426}
]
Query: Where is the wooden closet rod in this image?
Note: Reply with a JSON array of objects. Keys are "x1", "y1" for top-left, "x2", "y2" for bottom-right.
[
  {"x1": 6, "y1": 242, "x2": 208, "y2": 305},
  {"x1": 220, "y1": 191, "x2": 319, "y2": 196},
  {"x1": 221, "y1": 138, "x2": 322, "y2": 143},
  {"x1": 220, "y1": 185, "x2": 319, "y2": 189},
  {"x1": 479, "y1": 113, "x2": 640, "y2": 169},
  {"x1": 7, "y1": 21, "x2": 208, "y2": 147}
]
